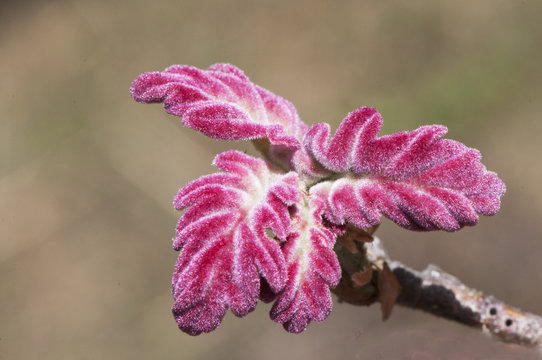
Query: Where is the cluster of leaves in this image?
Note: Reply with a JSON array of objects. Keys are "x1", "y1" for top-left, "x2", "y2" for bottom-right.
[{"x1": 130, "y1": 64, "x2": 505, "y2": 335}]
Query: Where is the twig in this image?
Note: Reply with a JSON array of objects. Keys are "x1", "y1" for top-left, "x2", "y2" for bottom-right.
[{"x1": 332, "y1": 230, "x2": 542, "y2": 348}]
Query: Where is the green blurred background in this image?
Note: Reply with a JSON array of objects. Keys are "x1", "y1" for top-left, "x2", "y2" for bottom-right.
[{"x1": 1, "y1": 1, "x2": 542, "y2": 359}]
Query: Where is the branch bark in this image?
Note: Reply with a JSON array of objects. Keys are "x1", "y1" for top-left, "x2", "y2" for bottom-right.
[{"x1": 332, "y1": 228, "x2": 542, "y2": 348}]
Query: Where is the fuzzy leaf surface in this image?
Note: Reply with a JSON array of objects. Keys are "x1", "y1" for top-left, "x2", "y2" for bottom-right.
[
  {"x1": 270, "y1": 188, "x2": 342, "y2": 332},
  {"x1": 130, "y1": 63, "x2": 307, "y2": 149},
  {"x1": 305, "y1": 107, "x2": 506, "y2": 231},
  {"x1": 171, "y1": 151, "x2": 300, "y2": 335}
]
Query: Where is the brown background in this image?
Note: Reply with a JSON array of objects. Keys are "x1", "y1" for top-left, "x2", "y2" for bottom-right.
[{"x1": 2, "y1": 1, "x2": 542, "y2": 359}]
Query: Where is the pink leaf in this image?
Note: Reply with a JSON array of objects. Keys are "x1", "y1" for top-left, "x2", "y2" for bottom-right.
[
  {"x1": 130, "y1": 63, "x2": 307, "y2": 149},
  {"x1": 130, "y1": 63, "x2": 508, "y2": 335},
  {"x1": 171, "y1": 150, "x2": 301, "y2": 335},
  {"x1": 270, "y1": 191, "x2": 341, "y2": 333},
  {"x1": 304, "y1": 107, "x2": 505, "y2": 231}
]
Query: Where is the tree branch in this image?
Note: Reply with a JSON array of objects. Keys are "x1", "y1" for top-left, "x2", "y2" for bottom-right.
[{"x1": 332, "y1": 229, "x2": 542, "y2": 348}]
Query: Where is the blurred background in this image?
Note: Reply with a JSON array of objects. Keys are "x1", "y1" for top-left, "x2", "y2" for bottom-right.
[{"x1": 1, "y1": 0, "x2": 541, "y2": 359}]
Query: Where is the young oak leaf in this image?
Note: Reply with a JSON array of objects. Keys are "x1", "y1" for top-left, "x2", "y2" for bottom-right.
[
  {"x1": 130, "y1": 63, "x2": 307, "y2": 150},
  {"x1": 130, "y1": 64, "x2": 507, "y2": 335},
  {"x1": 304, "y1": 107, "x2": 505, "y2": 231},
  {"x1": 171, "y1": 150, "x2": 300, "y2": 335},
  {"x1": 270, "y1": 187, "x2": 342, "y2": 333}
]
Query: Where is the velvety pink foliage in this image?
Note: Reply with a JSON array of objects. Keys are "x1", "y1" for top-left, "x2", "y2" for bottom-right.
[
  {"x1": 130, "y1": 63, "x2": 307, "y2": 149},
  {"x1": 270, "y1": 191, "x2": 341, "y2": 332},
  {"x1": 131, "y1": 63, "x2": 506, "y2": 335},
  {"x1": 305, "y1": 107, "x2": 506, "y2": 231},
  {"x1": 171, "y1": 150, "x2": 300, "y2": 335}
]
